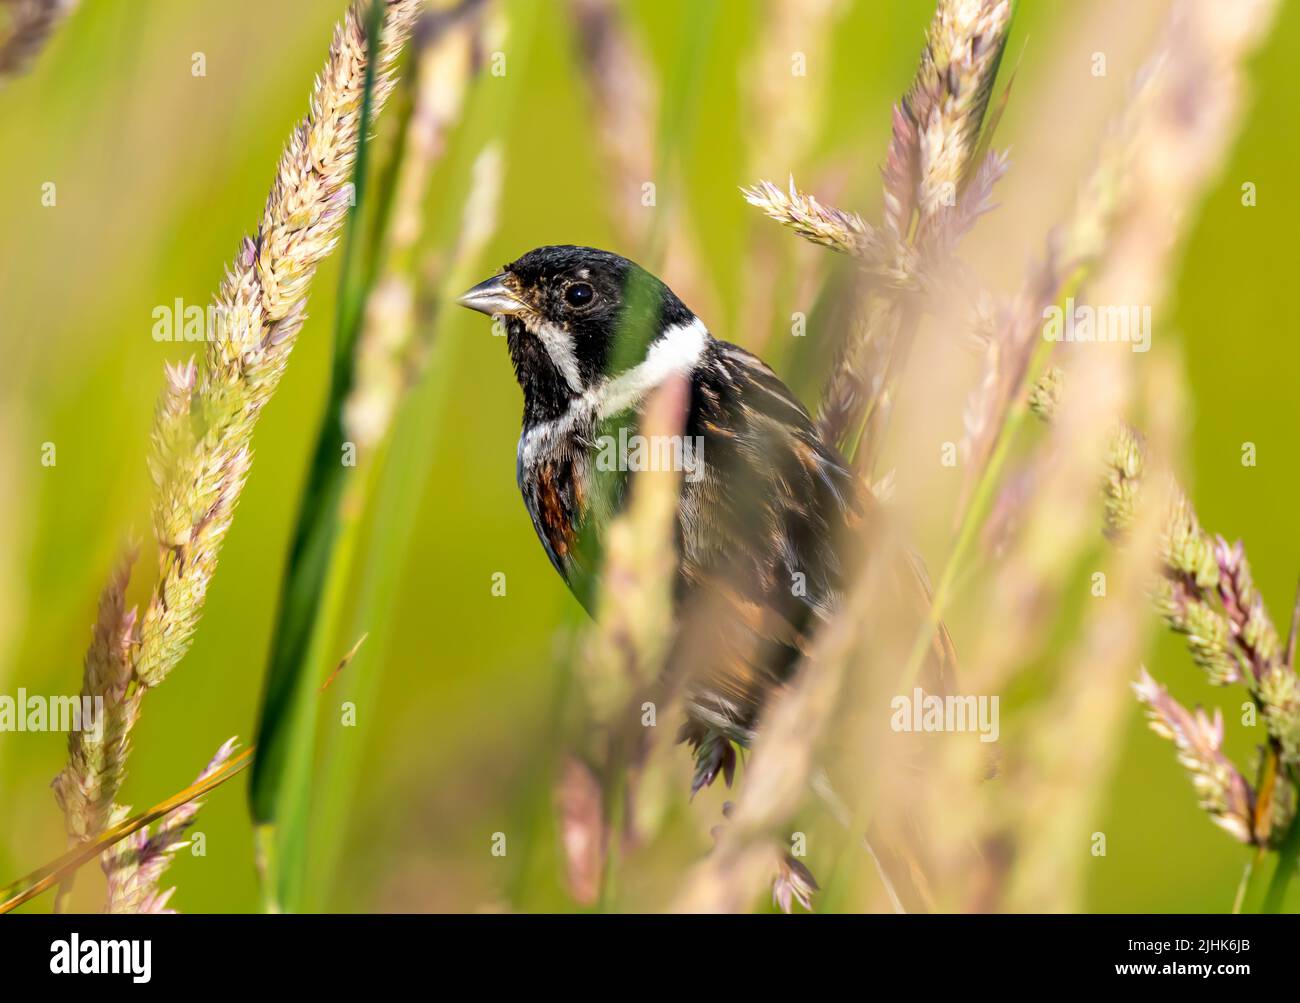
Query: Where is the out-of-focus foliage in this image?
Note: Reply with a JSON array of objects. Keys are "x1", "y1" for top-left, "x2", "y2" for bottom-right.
[{"x1": 1, "y1": 0, "x2": 1298, "y2": 912}]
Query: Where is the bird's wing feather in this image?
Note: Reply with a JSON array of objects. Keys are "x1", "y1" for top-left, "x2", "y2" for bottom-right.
[{"x1": 677, "y1": 338, "x2": 955, "y2": 742}]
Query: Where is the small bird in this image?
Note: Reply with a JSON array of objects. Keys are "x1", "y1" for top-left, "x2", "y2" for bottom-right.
[{"x1": 459, "y1": 245, "x2": 948, "y2": 790}]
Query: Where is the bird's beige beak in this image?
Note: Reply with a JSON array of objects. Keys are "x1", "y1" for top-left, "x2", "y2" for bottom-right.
[{"x1": 457, "y1": 273, "x2": 524, "y2": 317}]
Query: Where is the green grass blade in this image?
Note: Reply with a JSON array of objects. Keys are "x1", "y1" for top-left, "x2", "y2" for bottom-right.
[
  {"x1": 303, "y1": 4, "x2": 538, "y2": 910},
  {"x1": 248, "y1": 0, "x2": 388, "y2": 910}
]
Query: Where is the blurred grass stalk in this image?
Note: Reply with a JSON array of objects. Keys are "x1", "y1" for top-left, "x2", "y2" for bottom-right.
[
  {"x1": 553, "y1": 0, "x2": 828, "y2": 912},
  {"x1": 739, "y1": 0, "x2": 848, "y2": 369},
  {"x1": 899, "y1": 0, "x2": 1282, "y2": 707},
  {"x1": 605, "y1": 0, "x2": 1018, "y2": 914},
  {"x1": 304, "y1": 0, "x2": 534, "y2": 914},
  {"x1": 671, "y1": 515, "x2": 889, "y2": 913},
  {"x1": 577, "y1": 377, "x2": 688, "y2": 909},
  {"x1": 551, "y1": 0, "x2": 696, "y2": 908},
  {"x1": 481, "y1": 0, "x2": 720, "y2": 911},
  {"x1": 714, "y1": 0, "x2": 1281, "y2": 914},
  {"x1": 248, "y1": 0, "x2": 493, "y2": 913},
  {"x1": 899, "y1": 0, "x2": 1284, "y2": 913},
  {"x1": 44, "y1": 0, "x2": 426, "y2": 912},
  {"x1": 1016, "y1": 355, "x2": 1297, "y2": 911},
  {"x1": 0, "y1": 402, "x2": 28, "y2": 698},
  {"x1": 1104, "y1": 0, "x2": 1295, "y2": 914},
  {"x1": 570, "y1": 0, "x2": 719, "y2": 287},
  {"x1": 0, "y1": 0, "x2": 77, "y2": 82}
]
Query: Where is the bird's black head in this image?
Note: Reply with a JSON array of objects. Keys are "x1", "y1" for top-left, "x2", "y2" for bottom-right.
[{"x1": 458, "y1": 245, "x2": 698, "y2": 424}]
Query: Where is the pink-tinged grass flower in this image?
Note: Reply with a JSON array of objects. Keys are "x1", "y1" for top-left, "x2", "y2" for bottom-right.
[
  {"x1": 1133, "y1": 670, "x2": 1255, "y2": 845},
  {"x1": 102, "y1": 739, "x2": 239, "y2": 914}
]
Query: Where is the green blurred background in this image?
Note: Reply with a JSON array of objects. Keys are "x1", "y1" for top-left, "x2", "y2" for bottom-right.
[{"x1": 1, "y1": 0, "x2": 1297, "y2": 912}]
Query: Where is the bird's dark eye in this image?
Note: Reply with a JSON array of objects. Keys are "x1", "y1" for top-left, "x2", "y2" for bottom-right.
[{"x1": 565, "y1": 282, "x2": 594, "y2": 307}]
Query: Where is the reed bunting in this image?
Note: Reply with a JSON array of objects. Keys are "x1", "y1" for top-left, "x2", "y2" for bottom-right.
[{"x1": 459, "y1": 245, "x2": 950, "y2": 791}]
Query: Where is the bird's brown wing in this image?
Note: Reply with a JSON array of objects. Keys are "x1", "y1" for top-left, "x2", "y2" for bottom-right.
[{"x1": 673, "y1": 339, "x2": 956, "y2": 754}]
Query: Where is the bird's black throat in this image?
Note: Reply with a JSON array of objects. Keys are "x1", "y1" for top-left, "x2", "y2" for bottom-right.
[{"x1": 506, "y1": 317, "x2": 577, "y2": 426}]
